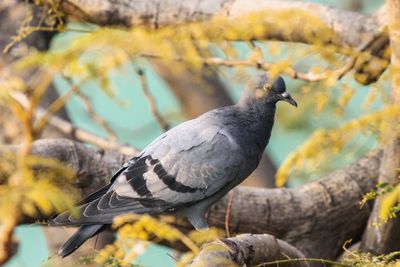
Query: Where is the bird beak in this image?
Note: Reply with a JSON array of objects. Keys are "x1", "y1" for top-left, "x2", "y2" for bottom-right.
[{"x1": 280, "y1": 92, "x2": 298, "y2": 107}]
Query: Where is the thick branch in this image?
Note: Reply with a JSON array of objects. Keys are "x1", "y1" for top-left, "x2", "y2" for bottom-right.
[
  {"x1": 189, "y1": 234, "x2": 308, "y2": 267},
  {"x1": 22, "y1": 139, "x2": 131, "y2": 197},
  {"x1": 360, "y1": 0, "x2": 400, "y2": 254},
  {"x1": 43, "y1": 0, "x2": 382, "y2": 49},
  {"x1": 360, "y1": 139, "x2": 400, "y2": 254},
  {"x1": 207, "y1": 151, "x2": 381, "y2": 260},
  {"x1": 6, "y1": 139, "x2": 382, "y2": 260},
  {"x1": 40, "y1": 0, "x2": 390, "y2": 84}
]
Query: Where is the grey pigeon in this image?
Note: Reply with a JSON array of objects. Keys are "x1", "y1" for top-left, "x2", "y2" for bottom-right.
[{"x1": 50, "y1": 73, "x2": 297, "y2": 257}]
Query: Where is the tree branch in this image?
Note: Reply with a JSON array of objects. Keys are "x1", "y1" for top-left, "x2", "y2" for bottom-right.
[
  {"x1": 10, "y1": 92, "x2": 138, "y2": 155},
  {"x1": 360, "y1": 0, "x2": 400, "y2": 254},
  {"x1": 136, "y1": 68, "x2": 169, "y2": 132},
  {"x1": 42, "y1": 0, "x2": 382, "y2": 49},
  {"x1": 189, "y1": 234, "x2": 308, "y2": 267},
  {"x1": 207, "y1": 150, "x2": 381, "y2": 260},
  {"x1": 10, "y1": 139, "x2": 131, "y2": 197},
  {"x1": 145, "y1": 54, "x2": 356, "y2": 83},
  {"x1": 5, "y1": 139, "x2": 382, "y2": 260},
  {"x1": 39, "y1": 0, "x2": 390, "y2": 84}
]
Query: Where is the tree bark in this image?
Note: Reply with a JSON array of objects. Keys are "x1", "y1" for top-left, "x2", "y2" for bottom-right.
[
  {"x1": 360, "y1": 0, "x2": 400, "y2": 254},
  {"x1": 4, "y1": 139, "x2": 382, "y2": 260},
  {"x1": 207, "y1": 151, "x2": 380, "y2": 260},
  {"x1": 41, "y1": 0, "x2": 382, "y2": 49},
  {"x1": 37, "y1": 0, "x2": 389, "y2": 84},
  {"x1": 189, "y1": 234, "x2": 308, "y2": 267}
]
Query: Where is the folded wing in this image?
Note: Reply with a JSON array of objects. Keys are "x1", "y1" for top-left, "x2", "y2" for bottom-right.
[{"x1": 51, "y1": 120, "x2": 244, "y2": 226}]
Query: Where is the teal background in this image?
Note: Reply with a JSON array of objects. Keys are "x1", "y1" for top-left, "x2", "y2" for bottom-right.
[{"x1": 7, "y1": 0, "x2": 385, "y2": 266}]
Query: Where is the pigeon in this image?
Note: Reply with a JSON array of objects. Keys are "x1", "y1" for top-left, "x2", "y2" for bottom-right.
[{"x1": 49, "y1": 73, "x2": 297, "y2": 257}]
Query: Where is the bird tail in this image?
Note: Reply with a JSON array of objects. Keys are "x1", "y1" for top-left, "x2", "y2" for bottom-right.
[{"x1": 58, "y1": 224, "x2": 104, "y2": 257}]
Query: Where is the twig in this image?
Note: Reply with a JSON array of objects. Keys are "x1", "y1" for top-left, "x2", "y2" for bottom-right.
[
  {"x1": 75, "y1": 91, "x2": 119, "y2": 141},
  {"x1": 10, "y1": 92, "x2": 138, "y2": 155},
  {"x1": 140, "y1": 53, "x2": 354, "y2": 83},
  {"x1": 224, "y1": 191, "x2": 234, "y2": 238},
  {"x1": 0, "y1": 217, "x2": 18, "y2": 265},
  {"x1": 136, "y1": 69, "x2": 169, "y2": 132},
  {"x1": 3, "y1": 24, "x2": 57, "y2": 54},
  {"x1": 255, "y1": 258, "x2": 353, "y2": 267},
  {"x1": 141, "y1": 33, "x2": 387, "y2": 83},
  {"x1": 342, "y1": 239, "x2": 358, "y2": 258},
  {"x1": 203, "y1": 57, "x2": 354, "y2": 82},
  {"x1": 44, "y1": 110, "x2": 138, "y2": 155},
  {"x1": 34, "y1": 77, "x2": 81, "y2": 135}
]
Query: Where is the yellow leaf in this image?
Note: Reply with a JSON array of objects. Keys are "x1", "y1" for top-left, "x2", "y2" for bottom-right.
[
  {"x1": 380, "y1": 184, "x2": 400, "y2": 221},
  {"x1": 27, "y1": 190, "x2": 53, "y2": 215}
]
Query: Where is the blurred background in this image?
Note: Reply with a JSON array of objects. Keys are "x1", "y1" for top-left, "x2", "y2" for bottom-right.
[{"x1": 1, "y1": 0, "x2": 386, "y2": 266}]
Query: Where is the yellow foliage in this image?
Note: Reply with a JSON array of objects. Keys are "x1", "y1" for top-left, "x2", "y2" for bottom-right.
[
  {"x1": 269, "y1": 60, "x2": 292, "y2": 78},
  {"x1": 93, "y1": 214, "x2": 224, "y2": 266},
  {"x1": 341, "y1": 249, "x2": 400, "y2": 267},
  {"x1": 113, "y1": 214, "x2": 185, "y2": 244},
  {"x1": 363, "y1": 84, "x2": 380, "y2": 110},
  {"x1": 0, "y1": 152, "x2": 78, "y2": 224},
  {"x1": 188, "y1": 227, "x2": 224, "y2": 246},
  {"x1": 315, "y1": 91, "x2": 329, "y2": 113},
  {"x1": 338, "y1": 85, "x2": 355, "y2": 110},
  {"x1": 276, "y1": 105, "x2": 400, "y2": 187},
  {"x1": 12, "y1": 9, "x2": 346, "y2": 86},
  {"x1": 380, "y1": 184, "x2": 400, "y2": 221}
]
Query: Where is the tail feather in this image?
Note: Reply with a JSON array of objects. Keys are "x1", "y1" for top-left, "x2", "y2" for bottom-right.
[{"x1": 58, "y1": 224, "x2": 104, "y2": 257}]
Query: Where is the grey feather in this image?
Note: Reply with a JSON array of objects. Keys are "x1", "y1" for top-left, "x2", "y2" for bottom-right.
[
  {"x1": 57, "y1": 224, "x2": 103, "y2": 257},
  {"x1": 50, "y1": 73, "x2": 297, "y2": 256}
]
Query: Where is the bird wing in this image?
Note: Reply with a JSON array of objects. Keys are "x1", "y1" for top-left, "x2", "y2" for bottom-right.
[{"x1": 51, "y1": 119, "x2": 245, "y2": 225}]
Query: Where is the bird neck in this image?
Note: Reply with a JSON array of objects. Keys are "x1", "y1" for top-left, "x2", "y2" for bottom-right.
[
  {"x1": 237, "y1": 98, "x2": 276, "y2": 121},
  {"x1": 236, "y1": 100, "x2": 276, "y2": 151}
]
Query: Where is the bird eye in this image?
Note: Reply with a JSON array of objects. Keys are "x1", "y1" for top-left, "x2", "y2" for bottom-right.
[{"x1": 263, "y1": 83, "x2": 272, "y2": 91}]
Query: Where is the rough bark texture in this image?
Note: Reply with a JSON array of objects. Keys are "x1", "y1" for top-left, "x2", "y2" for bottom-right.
[
  {"x1": 207, "y1": 151, "x2": 381, "y2": 260},
  {"x1": 41, "y1": 0, "x2": 382, "y2": 49},
  {"x1": 360, "y1": 0, "x2": 400, "y2": 253},
  {"x1": 38, "y1": 0, "x2": 389, "y2": 84},
  {"x1": 21, "y1": 139, "x2": 130, "y2": 197},
  {"x1": 189, "y1": 234, "x2": 308, "y2": 267},
  {"x1": 360, "y1": 140, "x2": 400, "y2": 254},
  {"x1": 5, "y1": 139, "x2": 382, "y2": 260}
]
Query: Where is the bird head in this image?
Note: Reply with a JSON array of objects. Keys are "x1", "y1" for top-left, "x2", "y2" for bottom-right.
[{"x1": 240, "y1": 73, "x2": 297, "y2": 108}]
